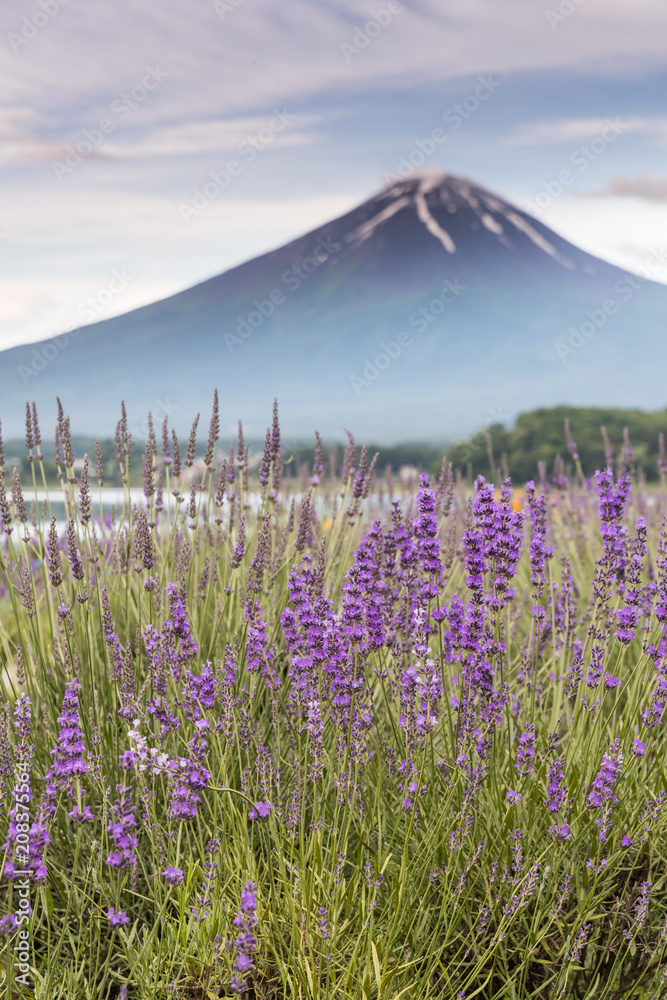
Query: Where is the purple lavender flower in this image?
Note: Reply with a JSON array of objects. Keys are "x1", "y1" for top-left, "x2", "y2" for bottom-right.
[
  {"x1": 249, "y1": 800, "x2": 273, "y2": 820},
  {"x1": 231, "y1": 516, "x2": 246, "y2": 568},
  {"x1": 162, "y1": 867, "x2": 185, "y2": 885},
  {"x1": 548, "y1": 822, "x2": 571, "y2": 841},
  {"x1": 183, "y1": 661, "x2": 217, "y2": 720},
  {"x1": 525, "y1": 481, "x2": 555, "y2": 589},
  {"x1": 43, "y1": 678, "x2": 90, "y2": 808},
  {"x1": 230, "y1": 882, "x2": 258, "y2": 993},
  {"x1": 164, "y1": 583, "x2": 198, "y2": 668},
  {"x1": 516, "y1": 726, "x2": 535, "y2": 776},
  {"x1": 46, "y1": 515, "x2": 62, "y2": 587},
  {"x1": 635, "y1": 881, "x2": 651, "y2": 929},
  {"x1": 245, "y1": 601, "x2": 280, "y2": 688},
  {"x1": 316, "y1": 906, "x2": 330, "y2": 940},
  {"x1": 461, "y1": 524, "x2": 487, "y2": 601},
  {"x1": 106, "y1": 785, "x2": 138, "y2": 869},
  {"x1": 106, "y1": 907, "x2": 129, "y2": 927},
  {"x1": 167, "y1": 754, "x2": 211, "y2": 822},
  {"x1": 566, "y1": 922, "x2": 591, "y2": 965},
  {"x1": 191, "y1": 838, "x2": 219, "y2": 922},
  {"x1": 68, "y1": 804, "x2": 94, "y2": 823},
  {"x1": 625, "y1": 881, "x2": 651, "y2": 942},
  {"x1": 615, "y1": 606, "x2": 638, "y2": 645},
  {"x1": 487, "y1": 479, "x2": 524, "y2": 609},
  {"x1": 587, "y1": 739, "x2": 623, "y2": 809},
  {"x1": 587, "y1": 738, "x2": 623, "y2": 842},
  {"x1": 545, "y1": 756, "x2": 567, "y2": 813},
  {"x1": 101, "y1": 585, "x2": 125, "y2": 680},
  {"x1": 655, "y1": 519, "x2": 667, "y2": 621},
  {"x1": 615, "y1": 517, "x2": 646, "y2": 642},
  {"x1": 595, "y1": 467, "x2": 631, "y2": 590},
  {"x1": 0, "y1": 914, "x2": 21, "y2": 935},
  {"x1": 412, "y1": 474, "x2": 442, "y2": 597},
  {"x1": 143, "y1": 583, "x2": 198, "y2": 687},
  {"x1": 631, "y1": 738, "x2": 646, "y2": 758}
]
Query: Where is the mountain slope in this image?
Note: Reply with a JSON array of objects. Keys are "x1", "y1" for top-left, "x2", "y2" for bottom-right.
[{"x1": 1, "y1": 171, "x2": 665, "y2": 441}]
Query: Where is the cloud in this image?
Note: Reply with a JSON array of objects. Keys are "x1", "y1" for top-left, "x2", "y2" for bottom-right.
[
  {"x1": 0, "y1": 112, "x2": 325, "y2": 166},
  {"x1": 506, "y1": 116, "x2": 667, "y2": 146},
  {"x1": 0, "y1": 186, "x2": 360, "y2": 350},
  {"x1": 533, "y1": 194, "x2": 667, "y2": 285},
  {"x1": 598, "y1": 173, "x2": 667, "y2": 201},
  {"x1": 1, "y1": 0, "x2": 667, "y2": 138}
]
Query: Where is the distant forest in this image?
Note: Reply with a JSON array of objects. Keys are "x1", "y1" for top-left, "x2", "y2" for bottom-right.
[{"x1": 443, "y1": 406, "x2": 667, "y2": 484}]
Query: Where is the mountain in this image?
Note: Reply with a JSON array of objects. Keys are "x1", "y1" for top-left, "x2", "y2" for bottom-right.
[{"x1": 1, "y1": 170, "x2": 665, "y2": 442}]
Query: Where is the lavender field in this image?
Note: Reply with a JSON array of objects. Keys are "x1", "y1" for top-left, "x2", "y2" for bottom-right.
[{"x1": 1, "y1": 395, "x2": 667, "y2": 999}]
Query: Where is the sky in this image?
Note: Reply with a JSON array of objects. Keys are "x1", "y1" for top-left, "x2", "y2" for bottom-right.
[{"x1": 1, "y1": 0, "x2": 666, "y2": 351}]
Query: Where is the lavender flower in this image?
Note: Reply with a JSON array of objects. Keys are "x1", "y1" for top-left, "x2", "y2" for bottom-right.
[
  {"x1": 566, "y1": 922, "x2": 591, "y2": 965},
  {"x1": 106, "y1": 785, "x2": 138, "y2": 869},
  {"x1": 516, "y1": 726, "x2": 535, "y2": 776},
  {"x1": 587, "y1": 738, "x2": 623, "y2": 842},
  {"x1": 248, "y1": 800, "x2": 273, "y2": 820},
  {"x1": 545, "y1": 756, "x2": 567, "y2": 813},
  {"x1": 525, "y1": 481, "x2": 555, "y2": 588},
  {"x1": 107, "y1": 907, "x2": 129, "y2": 927},
  {"x1": 230, "y1": 882, "x2": 258, "y2": 993},
  {"x1": 44, "y1": 678, "x2": 90, "y2": 799},
  {"x1": 46, "y1": 516, "x2": 62, "y2": 587},
  {"x1": 162, "y1": 867, "x2": 185, "y2": 885}
]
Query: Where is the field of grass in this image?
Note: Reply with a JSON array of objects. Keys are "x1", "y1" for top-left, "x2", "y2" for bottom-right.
[{"x1": 1, "y1": 395, "x2": 667, "y2": 999}]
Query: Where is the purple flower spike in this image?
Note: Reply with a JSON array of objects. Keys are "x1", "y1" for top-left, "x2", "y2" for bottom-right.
[
  {"x1": 106, "y1": 785, "x2": 138, "y2": 869},
  {"x1": 230, "y1": 881, "x2": 258, "y2": 993},
  {"x1": 107, "y1": 907, "x2": 129, "y2": 927},
  {"x1": 548, "y1": 823, "x2": 571, "y2": 841},
  {"x1": 249, "y1": 800, "x2": 274, "y2": 820},
  {"x1": 162, "y1": 867, "x2": 185, "y2": 885},
  {"x1": 587, "y1": 738, "x2": 623, "y2": 842},
  {"x1": 545, "y1": 757, "x2": 567, "y2": 813}
]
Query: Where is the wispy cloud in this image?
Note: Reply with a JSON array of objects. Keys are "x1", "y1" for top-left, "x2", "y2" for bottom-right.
[
  {"x1": 593, "y1": 173, "x2": 667, "y2": 201},
  {"x1": 0, "y1": 112, "x2": 325, "y2": 166},
  {"x1": 505, "y1": 116, "x2": 667, "y2": 146}
]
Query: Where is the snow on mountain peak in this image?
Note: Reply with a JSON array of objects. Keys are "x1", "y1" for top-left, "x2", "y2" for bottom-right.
[{"x1": 344, "y1": 169, "x2": 575, "y2": 269}]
